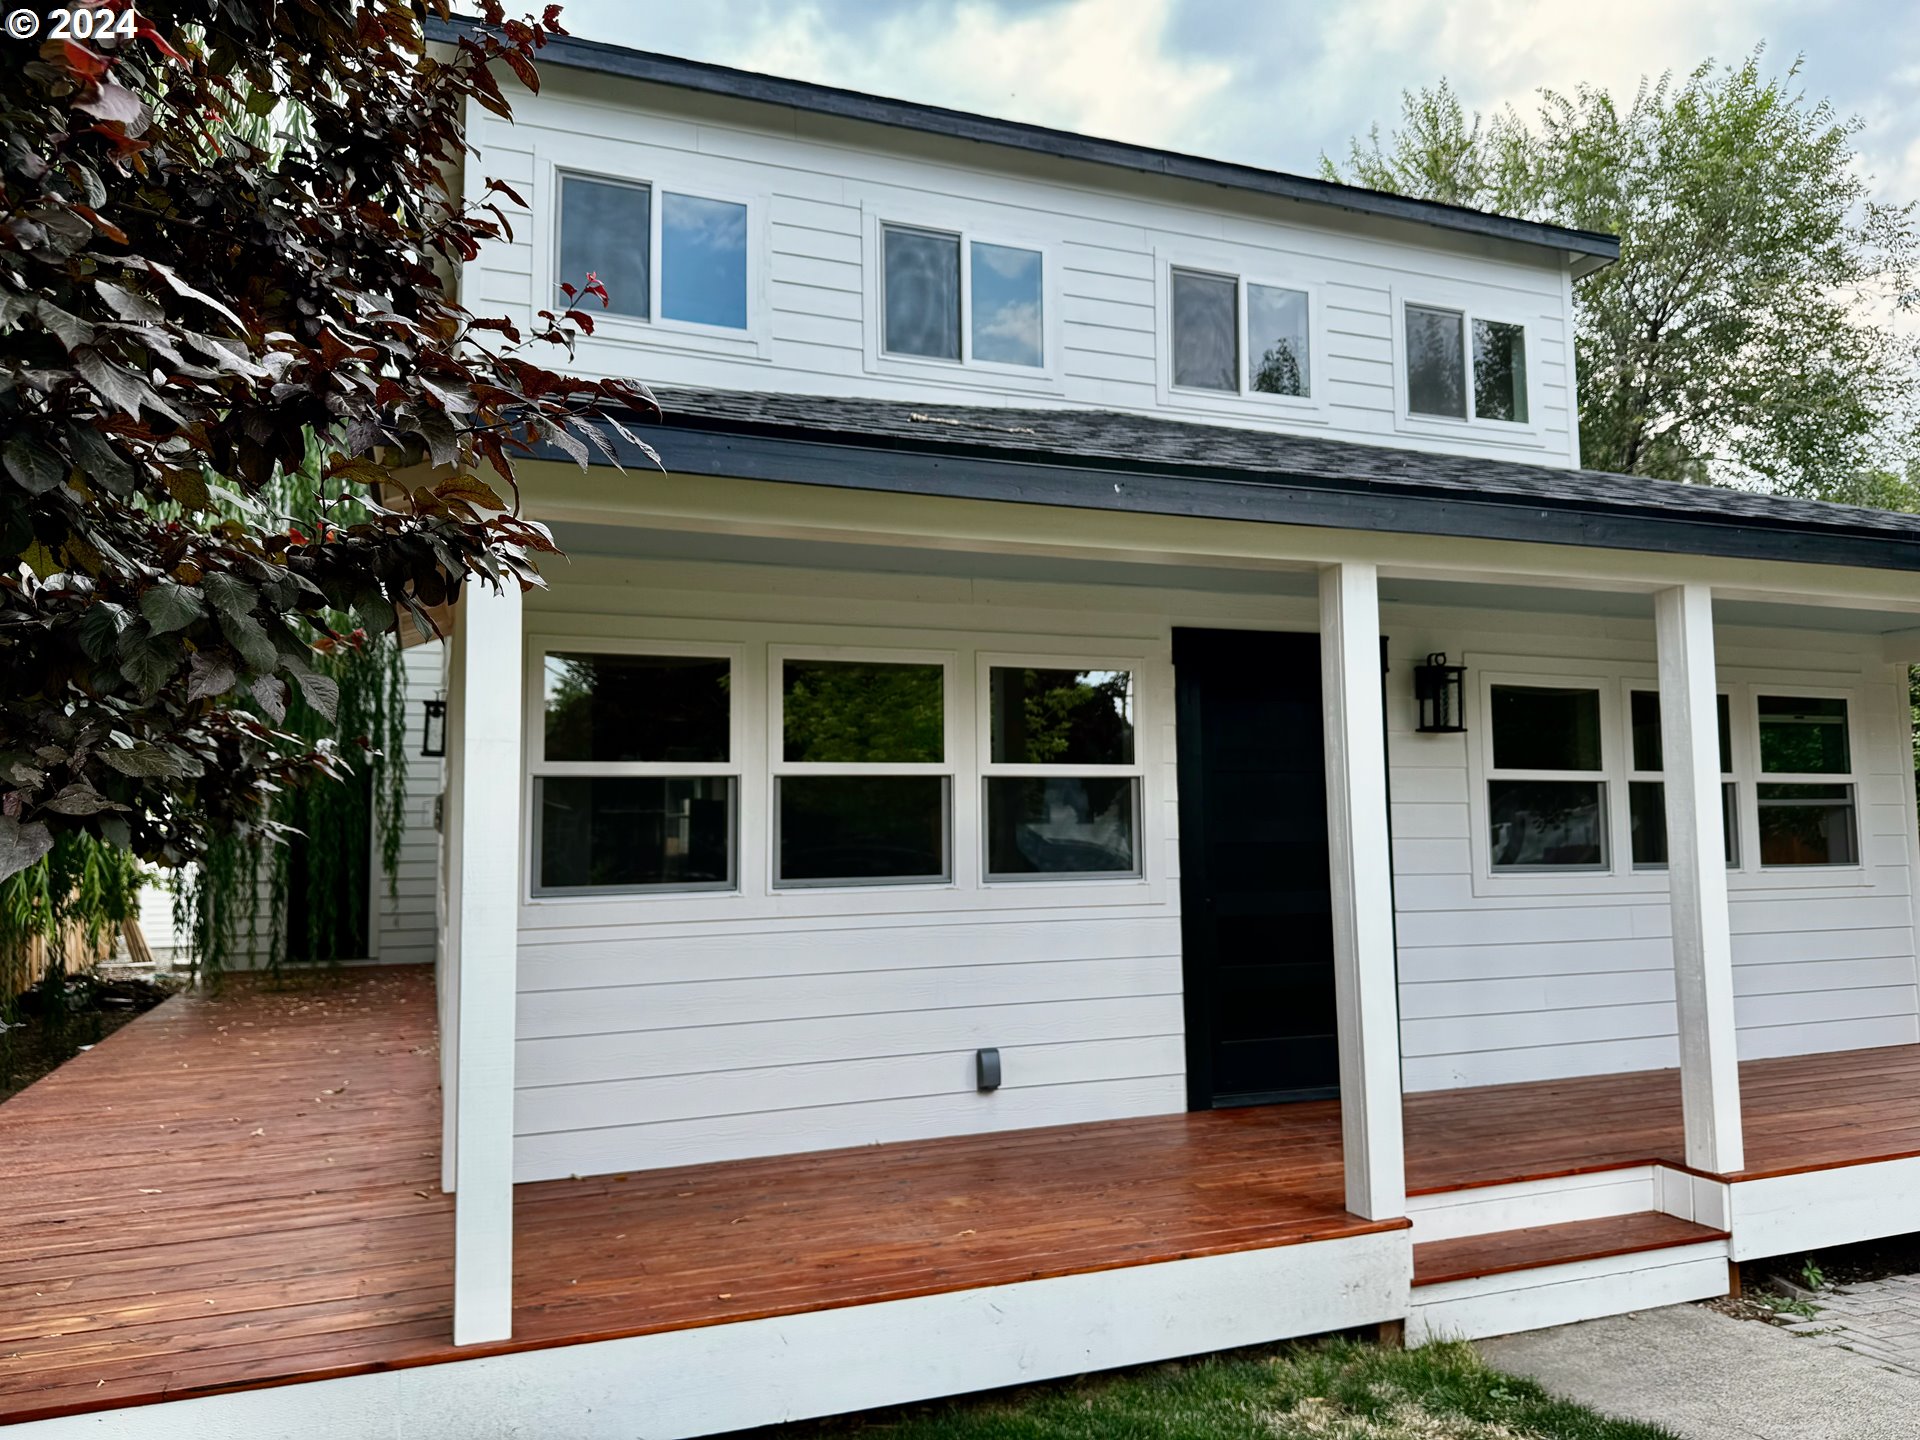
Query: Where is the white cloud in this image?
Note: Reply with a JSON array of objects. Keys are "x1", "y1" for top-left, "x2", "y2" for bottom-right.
[
  {"x1": 559, "y1": 0, "x2": 1918, "y2": 205},
  {"x1": 717, "y1": 0, "x2": 1234, "y2": 149}
]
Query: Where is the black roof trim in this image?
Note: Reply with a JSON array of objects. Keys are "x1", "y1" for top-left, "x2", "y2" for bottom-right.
[
  {"x1": 549, "y1": 389, "x2": 1920, "y2": 576},
  {"x1": 429, "y1": 16, "x2": 1619, "y2": 268}
]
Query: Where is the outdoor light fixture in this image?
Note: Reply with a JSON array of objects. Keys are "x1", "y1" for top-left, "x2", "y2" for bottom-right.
[
  {"x1": 420, "y1": 697, "x2": 447, "y2": 758},
  {"x1": 1413, "y1": 653, "x2": 1467, "y2": 733}
]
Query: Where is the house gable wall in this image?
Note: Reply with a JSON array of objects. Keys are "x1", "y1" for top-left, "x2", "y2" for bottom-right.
[{"x1": 463, "y1": 73, "x2": 1583, "y2": 469}]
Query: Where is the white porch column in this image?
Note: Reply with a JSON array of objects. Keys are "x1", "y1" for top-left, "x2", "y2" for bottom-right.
[
  {"x1": 1319, "y1": 561, "x2": 1406, "y2": 1220},
  {"x1": 449, "y1": 577, "x2": 523, "y2": 1344},
  {"x1": 1654, "y1": 583, "x2": 1745, "y2": 1174}
]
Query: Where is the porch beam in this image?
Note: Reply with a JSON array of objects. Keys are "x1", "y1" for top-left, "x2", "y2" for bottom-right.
[
  {"x1": 1318, "y1": 561, "x2": 1406, "y2": 1220},
  {"x1": 449, "y1": 578, "x2": 523, "y2": 1344},
  {"x1": 1654, "y1": 583, "x2": 1745, "y2": 1174}
]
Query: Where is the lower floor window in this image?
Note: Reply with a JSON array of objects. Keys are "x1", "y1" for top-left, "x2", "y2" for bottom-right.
[
  {"x1": 1488, "y1": 779, "x2": 1607, "y2": 870},
  {"x1": 776, "y1": 775, "x2": 951, "y2": 885},
  {"x1": 537, "y1": 776, "x2": 735, "y2": 892},
  {"x1": 985, "y1": 776, "x2": 1139, "y2": 878},
  {"x1": 1757, "y1": 783, "x2": 1858, "y2": 867},
  {"x1": 1628, "y1": 781, "x2": 1741, "y2": 868}
]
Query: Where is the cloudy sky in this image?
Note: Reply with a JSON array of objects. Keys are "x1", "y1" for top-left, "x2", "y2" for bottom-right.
[{"x1": 556, "y1": 0, "x2": 1920, "y2": 207}]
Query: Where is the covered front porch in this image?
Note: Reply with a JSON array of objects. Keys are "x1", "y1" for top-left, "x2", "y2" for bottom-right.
[
  {"x1": 7, "y1": 966, "x2": 1920, "y2": 1432},
  {"x1": 415, "y1": 420, "x2": 1920, "y2": 1389}
]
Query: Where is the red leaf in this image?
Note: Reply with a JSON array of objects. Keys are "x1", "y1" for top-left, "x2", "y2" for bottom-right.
[
  {"x1": 502, "y1": 48, "x2": 539, "y2": 95},
  {"x1": 136, "y1": 17, "x2": 184, "y2": 59},
  {"x1": 72, "y1": 204, "x2": 127, "y2": 245},
  {"x1": 486, "y1": 178, "x2": 529, "y2": 210},
  {"x1": 88, "y1": 123, "x2": 150, "y2": 159},
  {"x1": 583, "y1": 272, "x2": 610, "y2": 307},
  {"x1": 61, "y1": 40, "x2": 110, "y2": 81}
]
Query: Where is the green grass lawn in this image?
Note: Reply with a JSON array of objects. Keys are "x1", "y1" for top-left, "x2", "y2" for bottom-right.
[{"x1": 762, "y1": 1339, "x2": 1676, "y2": 1440}]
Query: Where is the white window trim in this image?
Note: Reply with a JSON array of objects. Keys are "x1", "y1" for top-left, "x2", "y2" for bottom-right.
[
  {"x1": 1460, "y1": 655, "x2": 1875, "y2": 899},
  {"x1": 515, "y1": 621, "x2": 1167, "y2": 927},
  {"x1": 1748, "y1": 684, "x2": 1865, "y2": 875},
  {"x1": 1479, "y1": 669, "x2": 1614, "y2": 877},
  {"x1": 859, "y1": 203, "x2": 1064, "y2": 392},
  {"x1": 1389, "y1": 282, "x2": 1544, "y2": 444},
  {"x1": 542, "y1": 159, "x2": 773, "y2": 361},
  {"x1": 1152, "y1": 246, "x2": 1330, "y2": 422},
  {"x1": 976, "y1": 651, "x2": 1149, "y2": 884},
  {"x1": 522, "y1": 637, "x2": 747, "y2": 898},
  {"x1": 768, "y1": 644, "x2": 964, "y2": 891}
]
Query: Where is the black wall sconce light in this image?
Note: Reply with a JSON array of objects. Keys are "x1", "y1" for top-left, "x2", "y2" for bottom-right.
[
  {"x1": 420, "y1": 697, "x2": 448, "y2": 758},
  {"x1": 1413, "y1": 653, "x2": 1467, "y2": 733}
]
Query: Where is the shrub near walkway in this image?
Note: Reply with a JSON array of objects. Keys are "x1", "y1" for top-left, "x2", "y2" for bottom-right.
[{"x1": 763, "y1": 1340, "x2": 1677, "y2": 1440}]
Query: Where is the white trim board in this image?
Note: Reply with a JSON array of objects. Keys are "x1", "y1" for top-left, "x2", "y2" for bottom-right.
[
  {"x1": 1406, "y1": 1168, "x2": 1658, "y2": 1242},
  {"x1": 1727, "y1": 1155, "x2": 1920, "y2": 1261},
  {"x1": 1407, "y1": 1240, "x2": 1730, "y2": 1345},
  {"x1": 10, "y1": 1231, "x2": 1410, "y2": 1440}
]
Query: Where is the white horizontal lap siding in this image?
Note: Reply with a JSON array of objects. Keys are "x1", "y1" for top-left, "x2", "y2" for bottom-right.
[
  {"x1": 366, "y1": 642, "x2": 447, "y2": 966},
  {"x1": 510, "y1": 562, "x2": 1200, "y2": 1181},
  {"x1": 1387, "y1": 610, "x2": 1920, "y2": 1092},
  {"x1": 463, "y1": 75, "x2": 1577, "y2": 462}
]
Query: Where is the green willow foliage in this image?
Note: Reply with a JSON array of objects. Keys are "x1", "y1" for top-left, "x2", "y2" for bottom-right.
[{"x1": 176, "y1": 432, "x2": 411, "y2": 981}]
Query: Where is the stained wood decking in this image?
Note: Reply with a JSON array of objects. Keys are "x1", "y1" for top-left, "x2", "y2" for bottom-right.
[
  {"x1": 1405, "y1": 1046, "x2": 1920, "y2": 1192},
  {"x1": 0, "y1": 968, "x2": 1388, "y2": 1427},
  {"x1": 5, "y1": 965, "x2": 1920, "y2": 1426}
]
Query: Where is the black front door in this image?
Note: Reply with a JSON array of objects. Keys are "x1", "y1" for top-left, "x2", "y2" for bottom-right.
[{"x1": 1173, "y1": 627, "x2": 1340, "y2": 1107}]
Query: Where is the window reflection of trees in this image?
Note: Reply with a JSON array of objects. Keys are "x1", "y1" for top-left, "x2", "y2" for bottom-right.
[{"x1": 1253, "y1": 338, "x2": 1305, "y2": 397}]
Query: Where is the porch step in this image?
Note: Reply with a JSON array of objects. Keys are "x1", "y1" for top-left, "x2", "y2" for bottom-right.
[
  {"x1": 1407, "y1": 1213, "x2": 1731, "y2": 1344},
  {"x1": 1406, "y1": 1165, "x2": 1659, "y2": 1242}
]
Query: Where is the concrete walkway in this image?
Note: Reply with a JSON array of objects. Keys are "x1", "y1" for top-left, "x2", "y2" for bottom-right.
[{"x1": 1478, "y1": 1303, "x2": 1920, "y2": 1440}]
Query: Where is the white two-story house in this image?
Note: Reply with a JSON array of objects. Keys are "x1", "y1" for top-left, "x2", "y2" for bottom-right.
[
  {"x1": 45, "y1": 21, "x2": 1920, "y2": 1440},
  {"x1": 435, "y1": 6, "x2": 1920, "y2": 1406}
]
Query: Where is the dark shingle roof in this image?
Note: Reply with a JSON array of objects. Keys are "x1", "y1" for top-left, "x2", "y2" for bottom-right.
[
  {"x1": 649, "y1": 386, "x2": 1920, "y2": 539},
  {"x1": 595, "y1": 386, "x2": 1920, "y2": 574}
]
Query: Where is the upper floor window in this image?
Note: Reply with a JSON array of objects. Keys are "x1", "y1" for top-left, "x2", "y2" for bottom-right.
[
  {"x1": 1170, "y1": 266, "x2": 1311, "y2": 399},
  {"x1": 881, "y1": 224, "x2": 1044, "y2": 368},
  {"x1": 1404, "y1": 302, "x2": 1528, "y2": 423},
  {"x1": 557, "y1": 174, "x2": 749, "y2": 331}
]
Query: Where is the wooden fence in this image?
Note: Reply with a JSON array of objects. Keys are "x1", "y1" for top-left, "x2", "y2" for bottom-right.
[{"x1": 2, "y1": 922, "x2": 116, "y2": 1002}]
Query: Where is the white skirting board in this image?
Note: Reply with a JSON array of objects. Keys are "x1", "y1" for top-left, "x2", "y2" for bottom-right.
[
  {"x1": 1407, "y1": 1241, "x2": 1730, "y2": 1346},
  {"x1": 1406, "y1": 1167, "x2": 1657, "y2": 1242},
  {"x1": 12, "y1": 1231, "x2": 1410, "y2": 1440},
  {"x1": 1727, "y1": 1155, "x2": 1920, "y2": 1261}
]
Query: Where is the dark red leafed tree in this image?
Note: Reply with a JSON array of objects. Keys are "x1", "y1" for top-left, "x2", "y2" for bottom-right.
[{"x1": 0, "y1": 1, "x2": 654, "y2": 880}]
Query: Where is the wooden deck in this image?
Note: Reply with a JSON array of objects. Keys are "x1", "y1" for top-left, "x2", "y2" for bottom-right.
[
  {"x1": 4, "y1": 965, "x2": 1920, "y2": 1426},
  {"x1": 1404, "y1": 1046, "x2": 1920, "y2": 1191}
]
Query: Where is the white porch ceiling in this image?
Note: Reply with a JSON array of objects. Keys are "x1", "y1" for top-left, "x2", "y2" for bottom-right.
[{"x1": 548, "y1": 523, "x2": 1920, "y2": 636}]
